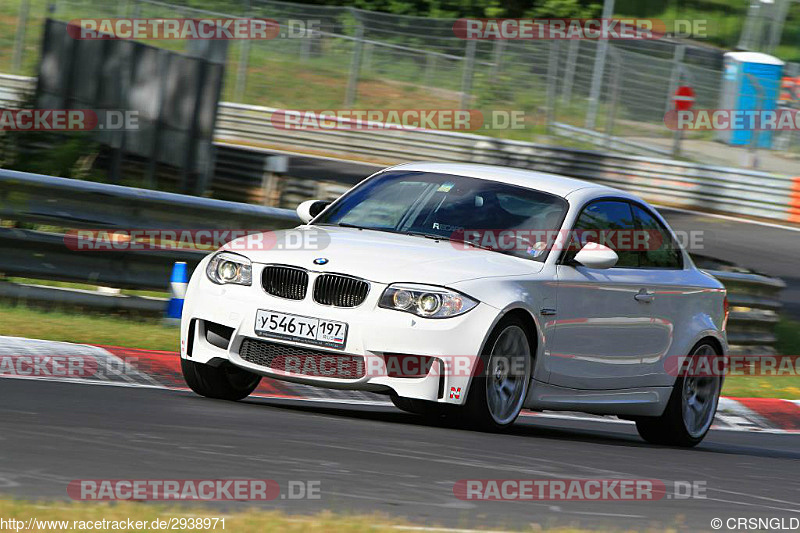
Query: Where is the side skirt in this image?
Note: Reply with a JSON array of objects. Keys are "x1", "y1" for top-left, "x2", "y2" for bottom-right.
[{"x1": 524, "y1": 380, "x2": 672, "y2": 417}]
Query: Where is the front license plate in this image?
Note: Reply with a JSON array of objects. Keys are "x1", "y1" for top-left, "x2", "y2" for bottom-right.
[{"x1": 254, "y1": 310, "x2": 348, "y2": 350}]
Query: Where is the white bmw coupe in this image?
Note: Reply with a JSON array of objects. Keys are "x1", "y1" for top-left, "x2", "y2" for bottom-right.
[{"x1": 180, "y1": 162, "x2": 728, "y2": 446}]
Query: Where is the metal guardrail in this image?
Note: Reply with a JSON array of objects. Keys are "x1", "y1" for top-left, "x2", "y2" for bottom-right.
[
  {"x1": 215, "y1": 102, "x2": 800, "y2": 224},
  {"x1": 0, "y1": 168, "x2": 785, "y2": 354},
  {"x1": 693, "y1": 256, "x2": 785, "y2": 355},
  {"x1": 0, "y1": 167, "x2": 298, "y2": 231},
  {"x1": 0, "y1": 170, "x2": 300, "y2": 296},
  {"x1": 0, "y1": 73, "x2": 33, "y2": 108},
  {"x1": 3, "y1": 73, "x2": 799, "y2": 224}
]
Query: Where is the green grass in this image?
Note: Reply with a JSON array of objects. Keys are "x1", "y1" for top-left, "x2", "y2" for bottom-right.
[
  {"x1": 0, "y1": 302, "x2": 178, "y2": 351},
  {"x1": 0, "y1": 500, "x2": 417, "y2": 533},
  {"x1": 719, "y1": 318, "x2": 800, "y2": 399},
  {"x1": 0, "y1": 498, "x2": 669, "y2": 532},
  {"x1": 776, "y1": 317, "x2": 800, "y2": 356},
  {"x1": 5, "y1": 277, "x2": 169, "y2": 299},
  {"x1": 722, "y1": 375, "x2": 800, "y2": 399}
]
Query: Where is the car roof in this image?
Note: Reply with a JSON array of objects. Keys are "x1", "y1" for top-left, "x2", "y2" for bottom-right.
[{"x1": 385, "y1": 162, "x2": 628, "y2": 199}]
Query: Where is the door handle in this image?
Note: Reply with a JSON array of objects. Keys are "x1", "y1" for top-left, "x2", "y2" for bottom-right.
[{"x1": 634, "y1": 289, "x2": 655, "y2": 303}]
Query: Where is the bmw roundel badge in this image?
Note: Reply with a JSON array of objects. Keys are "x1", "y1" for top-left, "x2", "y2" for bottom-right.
[{"x1": 313, "y1": 258, "x2": 329, "y2": 265}]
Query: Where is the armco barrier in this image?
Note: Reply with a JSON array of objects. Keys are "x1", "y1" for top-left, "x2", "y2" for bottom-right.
[
  {"x1": 214, "y1": 103, "x2": 798, "y2": 223},
  {"x1": 2, "y1": 73, "x2": 798, "y2": 224},
  {"x1": 0, "y1": 170, "x2": 300, "y2": 293},
  {"x1": 0, "y1": 168, "x2": 298, "y2": 231},
  {"x1": 0, "y1": 169, "x2": 785, "y2": 354},
  {"x1": 692, "y1": 256, "x2": 785, "y2": 355}
]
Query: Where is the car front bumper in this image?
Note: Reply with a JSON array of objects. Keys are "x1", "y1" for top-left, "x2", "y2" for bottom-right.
[{"x1": 180, "y1": 260, "x2": 502, "y2": 405}]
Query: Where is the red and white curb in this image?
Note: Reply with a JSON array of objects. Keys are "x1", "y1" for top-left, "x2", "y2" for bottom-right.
[
  {"x1": 715, "y1": 397, "x2": 800, "y2": 433},
  {"x1": 1, "y1": 336, "x2": 798, "y2": 433}
]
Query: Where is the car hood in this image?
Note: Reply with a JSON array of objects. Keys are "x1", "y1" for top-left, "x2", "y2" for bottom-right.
[{"x1": 230, "y1": 226, "x2": 542, "y2": 285}]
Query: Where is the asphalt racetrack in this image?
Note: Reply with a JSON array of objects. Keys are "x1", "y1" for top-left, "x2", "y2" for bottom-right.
[{"x1": 2, "y1": 377, "x2": 798, "y2": 530}]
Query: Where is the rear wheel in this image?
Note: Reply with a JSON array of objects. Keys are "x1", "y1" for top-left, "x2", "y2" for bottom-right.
[
  {"x1": 181, "y1": 358, "x2": 261, "y2": 401},
  {"x1": 462, "y1": 316, "x2": 533, "y2": 431},
  {"x1": 635, "y1": 342, "x2": 721, "y2": 447}
]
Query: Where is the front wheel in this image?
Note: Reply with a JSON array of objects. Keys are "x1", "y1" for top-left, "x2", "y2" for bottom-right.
[
  {"x1": 635, "y1": 341, "x2": 722, "y2": 447},
  {"x1": 461, "y1": 316, "x2": 533, "y2": 431},
  {"x1": 181, "y1": 358, "x2": 261, "y2": 401}
]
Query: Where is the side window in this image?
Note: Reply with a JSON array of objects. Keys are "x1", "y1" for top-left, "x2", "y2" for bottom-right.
[
  {"x1": 631, "y1": 204, "x2": 683, "y2": 269},
  {"x1": 570, "y1": 201, "x2": 639, "y2": 268}
]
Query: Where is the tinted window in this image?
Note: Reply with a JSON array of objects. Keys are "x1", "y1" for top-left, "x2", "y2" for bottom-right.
[
  {"x1": 570, "y1": 201, "x2": 639, "y2": 268},
  {"x1": 632, "y1": 204, "x2": 683, "y2": 269},
  {"x1": 316, "y1": 171, "x2": 569, "y2": 262}
]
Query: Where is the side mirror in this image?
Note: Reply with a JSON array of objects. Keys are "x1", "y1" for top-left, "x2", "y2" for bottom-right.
[
  {"x1": 297, "y1": 199, "x2": 329, "y2": 223},
  {"x1": 573, "y1": 243, "x2": 618, "y2": 269}
]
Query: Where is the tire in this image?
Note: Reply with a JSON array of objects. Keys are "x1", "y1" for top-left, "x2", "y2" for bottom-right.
[
  {"x1": 181, "y1": 358, "x2": 261, "y2": 401},
  {"x1": 389, "y1": 392, "x2": 444, "y2": 418},
  {"x1": 461, "y1": 315, "x2": 534, "y2": 431},
  {"x1": 635, "y1": 341, "x2": 722, "y2": 447}
]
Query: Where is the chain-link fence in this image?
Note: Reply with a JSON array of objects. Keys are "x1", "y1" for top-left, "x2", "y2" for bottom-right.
[{"x1": 6, "y1": 0, "x2": 800, "y2": 165}]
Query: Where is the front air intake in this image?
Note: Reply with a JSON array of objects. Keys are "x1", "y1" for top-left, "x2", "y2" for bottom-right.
[
  {"x1": 261, "y1": 265, "x2": 308, "y2": 300},
  {"x1": 313, "y1": 274, "x2": 369, "y2": 307}
]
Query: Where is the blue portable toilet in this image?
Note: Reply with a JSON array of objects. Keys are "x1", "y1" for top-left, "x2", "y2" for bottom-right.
[{"x1": 717, "y1": 52, "x2": 784, "y2": 148}]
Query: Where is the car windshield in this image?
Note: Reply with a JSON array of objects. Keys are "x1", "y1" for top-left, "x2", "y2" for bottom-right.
[{"x1": 314, "y1": 170, "x2": 569, "y2": 262}]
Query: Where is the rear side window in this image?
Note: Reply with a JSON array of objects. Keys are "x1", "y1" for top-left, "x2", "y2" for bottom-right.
[
  {"x1": 570, "y1": 200, "x2": 639, "y2": 268},
  {"x1": 631, "y1": 204, "x2": 683, "y2": 269}
]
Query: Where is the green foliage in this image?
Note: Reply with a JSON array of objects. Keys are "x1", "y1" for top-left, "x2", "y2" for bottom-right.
[
  {"x1": 0, "y1": 131, "x2": 99, "y2": 178},
  {"x1": 0, "y1": 89, "x2": 103, "y2": 178},
  {"x1": 277, "y1": 0, "x2": 603, "y2": 18},
  {"x1": 526, "y1": 0, "x2": 602, "y2": 18}
]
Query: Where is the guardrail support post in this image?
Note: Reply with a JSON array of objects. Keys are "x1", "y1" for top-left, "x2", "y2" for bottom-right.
[
  {"x1": 234, "y1": 41, "x2": 252, "y2": 103},
  {"x1": 490, "y1": 40, "x2": 505, "y2": 80},
  {"x1": 344, "y1": 23, "x2": 365, "y2": 107},
  {"x1": 664, "y1": 45, "x2": 686, "y2": 116},
  {"x1": 262, "y1": 155, "x2": 289, "y2": 206},
  {"x1": 561, "y1": 40, "x2": 579, "y2": 105},
  {"x1": 234, "y1": 0, "x2": 253, "y2": 103},
  {"x1": 12, "y1": 0, "x2": 30, "y2": 74},
  {"x1": 546, "y1": 40, "x2": 561, "y2": 133},
  {"x1": 604, "y1": 49, "x2": 621, "y2": 146},
  {"x1": 585, "y1": 0, "x2": 615, "y2": 130},
  {"x1": 423, "y1": 52, "x2": 435, "y2": 87},
  {"x1": 460, "y1": 40, "x2": 477, "y2": 109}
]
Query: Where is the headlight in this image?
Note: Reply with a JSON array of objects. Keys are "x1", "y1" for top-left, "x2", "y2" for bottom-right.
[
  {"x1": 379, "y1": 284, "x2": 478, "y2": 318},
  {"x1": 206, "y1": 252, "x2": 252, "y2": 285}
]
